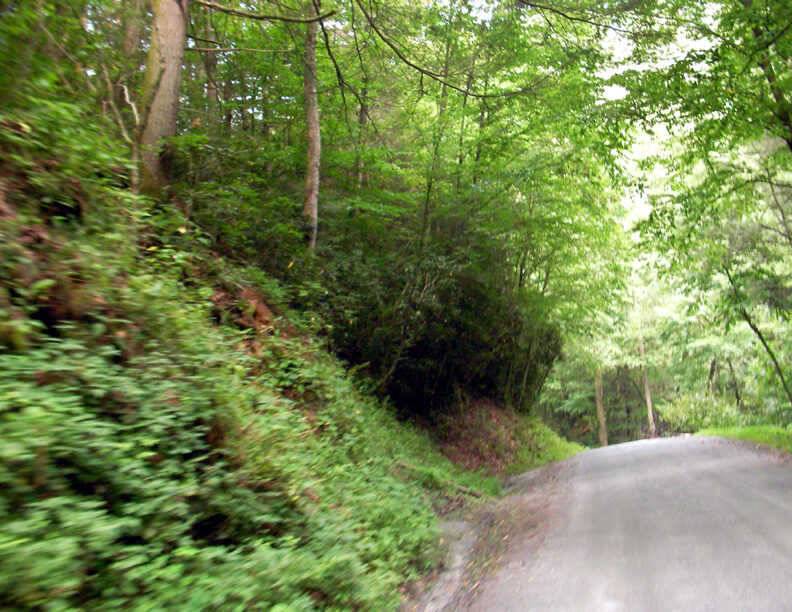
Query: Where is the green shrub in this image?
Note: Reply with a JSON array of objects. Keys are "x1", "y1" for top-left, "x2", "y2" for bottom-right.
[{"x1": 659, "y1": 392, "x2": 749, "y2": 432}]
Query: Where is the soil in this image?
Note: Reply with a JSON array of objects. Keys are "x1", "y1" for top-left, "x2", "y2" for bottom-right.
[{"x1": 402, "y1": 456, "x2": 578, "y2": 612}]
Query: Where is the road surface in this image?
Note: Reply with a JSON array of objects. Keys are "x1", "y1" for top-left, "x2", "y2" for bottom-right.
[{"x1": 451, "y1": 437, "x2": 792, "y2": 611}]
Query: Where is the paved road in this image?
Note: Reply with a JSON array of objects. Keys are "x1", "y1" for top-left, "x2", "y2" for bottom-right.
[{"x1": 464, "y1": 437, "x2": 792, "y2": 612}]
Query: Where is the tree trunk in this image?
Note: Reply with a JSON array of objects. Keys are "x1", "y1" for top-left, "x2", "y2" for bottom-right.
[
  {"x1": 354, "y1": 80, "x2": 368, "y2": 188},
  {"x1": 138, "y1": 0, "x2": 189, "y2": 195},
  {"x1": 123, "y1": 0, "x2": 146, "y2": 58},
  {"x1": 639, "y1": 335, "x2": 656, "y2": 437},
  {"x1": 739, "y1": 306, "x2": 792, "y2": 413},
  {"x1": 724, "y1": 265, "x2": 792, "y2": 415},
  {"x1": 203, "y1": 6, "x2": 219, "y2": 128},
  {"x1": 726, "y1": 358, "x2": 743, "y2": 411},
  {"x1": 595, "y1": 368, "x2": 608, "y2": 447},
  {"x1": 707, "y1": 357, "x2": 719, "y2": 395},
  {"x1": 420, "y1": 37, "x2": 452, "y2": 247},
  {"x1": 303, "y1": 8, "x2": 320, "y2": 250}
]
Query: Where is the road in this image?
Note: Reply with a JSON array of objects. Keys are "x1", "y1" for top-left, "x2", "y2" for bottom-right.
[{"x1": 459, "y1": 437, "x2": 792, "y2": 611}]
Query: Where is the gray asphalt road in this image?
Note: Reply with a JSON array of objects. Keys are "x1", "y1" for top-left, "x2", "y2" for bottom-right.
[{"x1": 465, "y1": 437, "x2": 792, "y2": 612}]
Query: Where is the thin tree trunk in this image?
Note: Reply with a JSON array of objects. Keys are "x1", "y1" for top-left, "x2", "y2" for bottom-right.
[
  {"x1": 726, "y1": 357, "x2": 743, "y2": 411},
  {"x1": 303, "y1": 13, "x2": 320, "y2": 250},
  {"x1": 355, "y1": 80, "x2": 368, "y2": 188},
  {"x1": 203, "y1": 6, "x2": 219, "y2": 128},
  {"x1": 595, "y1": 368, "x2": 608, "y2": 447},
  {"x1": 139, "y1": 0, "x2": 189, "y2": 195},
  {"x1": 639, "y1": 335, "x2": 656, "y2": 437},
  {"x1": 707, "y1": 357, "x2": 719, "y2": 395},
  {"x1": 420, "y1": 37, "x2": 453, "y2": 247},
  {"x1": 724, "y1": 265, "x2": 792, "y2": 413},
  {"x1": 739, "y1": 306, "x2": 792, "y2": 411}
]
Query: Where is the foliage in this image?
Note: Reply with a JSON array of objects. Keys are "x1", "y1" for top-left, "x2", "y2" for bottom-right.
[
  {"x1": 659, "y1": 393, "x2": 749, "y2": 433},
  {"x1": 696, "y1": 425, "x2": 792, "y2": 455},
  {"x1": 434, "y1": 400, "x2": 584, "y2": 474},
  {"x1": 0, "y1": 97, "x2": 501, "y2": 610}
]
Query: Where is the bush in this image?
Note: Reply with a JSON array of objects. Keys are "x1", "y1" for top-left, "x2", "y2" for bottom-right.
[{"x1": 659, "y1": 392, "x2": 749, "y2": 432}]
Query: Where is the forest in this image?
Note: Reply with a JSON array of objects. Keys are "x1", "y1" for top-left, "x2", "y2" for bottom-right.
[{"x1": 1, "y1": 0, "x2": 791, "y2": 608}]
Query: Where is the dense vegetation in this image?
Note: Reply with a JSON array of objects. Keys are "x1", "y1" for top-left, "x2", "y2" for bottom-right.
[{"x1": 1, "y1": 0, "x2": 792, "y2": 608}]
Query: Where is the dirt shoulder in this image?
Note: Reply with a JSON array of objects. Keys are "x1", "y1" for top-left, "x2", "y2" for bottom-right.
[{"x1": 403, "y1": 456, "x2": 578, "y2": 612}]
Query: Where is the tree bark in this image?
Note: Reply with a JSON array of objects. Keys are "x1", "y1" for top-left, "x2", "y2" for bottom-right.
[
  {"x1": 138, "y1": 0, "x2": 189, "y2": 195},
  {"x1": 595, "y1": 368, "x2": 608, "y2": 447},
  {"x1": 303, "y1": 5, "x2": 321, "y2": 250},
  {"x1": 639, "y1": 335, "x2": 656, "y2": 437}
]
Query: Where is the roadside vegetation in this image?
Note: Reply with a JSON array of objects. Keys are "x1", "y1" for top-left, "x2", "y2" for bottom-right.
[
  {"x1": 0, "y1": 99, "x2": 508, "y2": 609},
  {"x1": 2, "y1": 0, "x2": 792, "y2": 609},
  {"x1": 697, "y1": 426, "x2": 792, "y2": 456}
]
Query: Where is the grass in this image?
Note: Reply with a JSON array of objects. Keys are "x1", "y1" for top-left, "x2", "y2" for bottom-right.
[
  {"x1": 508, "y1": 418, "x2": 586, "y2": 473},
  {"x1": 697, "y1": 425, "x2": 792, "y2": 455}
]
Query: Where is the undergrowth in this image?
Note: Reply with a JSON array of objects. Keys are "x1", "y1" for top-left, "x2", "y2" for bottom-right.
[
  {"x1": 436, "y1": 400, "x2": 584, "y2": 475},
  {"x1": 0, "y1": 98, "x2": 501, "y2": 610}
]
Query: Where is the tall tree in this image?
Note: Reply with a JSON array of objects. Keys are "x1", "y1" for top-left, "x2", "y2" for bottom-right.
[
  {"x1": 139, "y1": 0, "x2": 190, "y2": 195},
  {"x1": 595, "y1": 368, "x2": 608, "y2": 446},
  {"x1": 302, "y1": 1, "x2": 320, "y2": 250}
]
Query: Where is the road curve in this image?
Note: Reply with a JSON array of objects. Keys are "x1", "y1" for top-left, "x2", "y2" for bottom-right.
[{"x1": 464, "y1": 437, "x2": 792, "y2": 612}]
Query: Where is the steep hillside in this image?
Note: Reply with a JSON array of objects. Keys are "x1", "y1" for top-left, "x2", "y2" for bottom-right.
[{"x1": 0, "y1": 100, "x2": 509, "y2": 610}]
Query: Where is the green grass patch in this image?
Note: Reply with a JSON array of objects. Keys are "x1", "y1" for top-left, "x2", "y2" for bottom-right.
[
  {"x1": 697, "y1": 425, "x2": 792, "y2": 455},
  {"x1": 507, "y1": 418, "x2": 585, "y2": 474}
]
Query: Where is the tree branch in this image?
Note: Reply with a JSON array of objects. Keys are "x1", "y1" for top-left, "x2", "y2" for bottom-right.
[
  {"x1": 353, "y1": 0, "x2": 552, "y2": 99},
  {"x1": 194, "y1": 0, "x2": 336, "y2": 23},
  {"x1": 186, "y1": 46, "x2": 290, "y2": 52},
  {"x1": 518, "y1": 2, "x2": 633, "y2": 34},
  {"x1": 187, "y1": 33, "x2": 222, "y2": 45}
]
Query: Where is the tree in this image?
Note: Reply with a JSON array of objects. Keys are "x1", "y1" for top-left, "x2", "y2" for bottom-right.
[
  {"x1": 139, "y1": 0, "x2": 190, "y2": 195},
  {"x1": 595, "y1": 368, "x2": 608, "y2": 446},
  {"x1": 302, "y1": 1, "x2": 320, "y2": 249}
]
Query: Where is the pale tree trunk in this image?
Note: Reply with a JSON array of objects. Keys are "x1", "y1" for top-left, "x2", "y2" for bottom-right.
[
  {"x1": 139, "y1": 0, "x2": 189, "y2": 195},
  {"x1": 639, "y1": 335, "x2": 656, "y2": 437},
  {"x1": 203, "y1": 6, "x2": 219, "y2": 128},
  {"x1": 355, "y1": 80, "x2": 368, "y2": 189},
  {"x1": 303, "y1": 6, "x2": 320, "y2": 250},
  {"x1": 595, "y1": 368, "x2": 608, "y2": 447}
]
